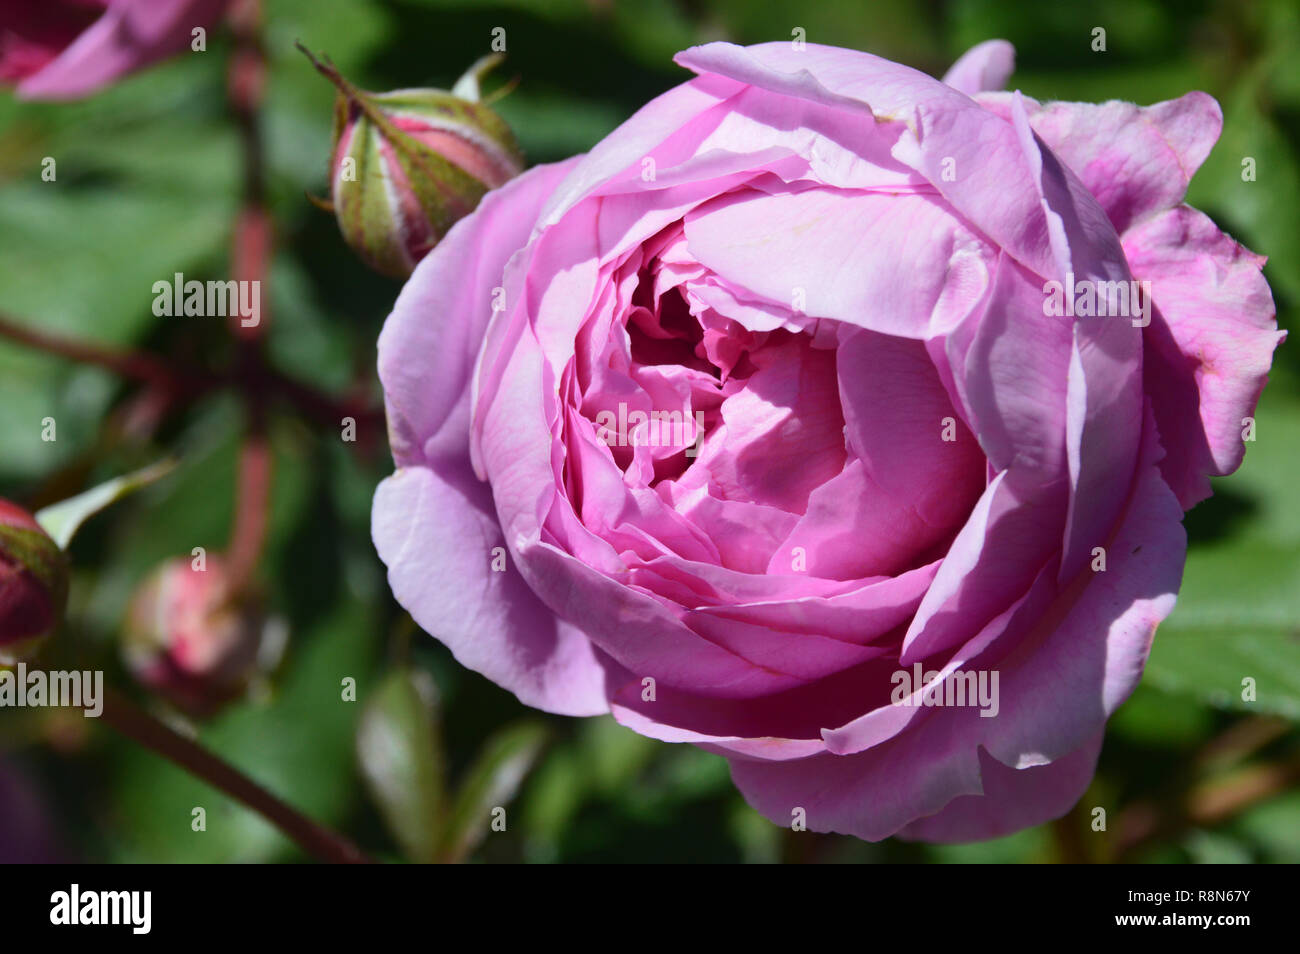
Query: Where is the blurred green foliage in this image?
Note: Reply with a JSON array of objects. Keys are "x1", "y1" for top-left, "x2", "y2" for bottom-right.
[{"x1": 1, "y1": 0, "x2": 1298, "y2": 863}]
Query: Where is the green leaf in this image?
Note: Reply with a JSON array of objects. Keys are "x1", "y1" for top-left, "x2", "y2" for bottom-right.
[
  {"x1": 1146, "y1": 378, "x2": 1300, "y2": 719},
  {"x1": 578, "y1": 715, "x2": 658, "y2": 795},
  {"x1": 1107, "y1": 683, "x2": 1215, "y2": 748},
  {"x1": 440, "y1": 720, "x2": 547, "y2": 863},
  {"x1": 356, "y1": 667, "x2": 446, "y2": 863},
  {"x1": 925, "y1": 825, "x2": 1054, "y2": 864},
  {"x1": 1181, "y1": 829, "x2": 1254, "y2": 864},
  {"x1": 35, "y1": 458, "x2": 176, "y2": 549},
  {"x1": 1226, "y1": 790, "x2": 1300, "y2": 862},
  {"x1": 1146, "y1": 625, "x2": 1300, "y2": 719}
]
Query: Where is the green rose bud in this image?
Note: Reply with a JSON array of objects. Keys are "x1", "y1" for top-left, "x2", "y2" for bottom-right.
[{"x1": 301, "y1": 45, "x2": 524, "y2": 277}]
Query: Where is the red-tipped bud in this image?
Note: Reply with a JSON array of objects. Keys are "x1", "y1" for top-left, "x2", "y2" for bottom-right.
[
  {"x1": 301, "y1": 46, "x2": 524, "y2": 277},
  {"x1": 123, "y1": 556, "x2": 263, "y2": 715},
  {"x1": 0, "y1": 500, "x2": 67, "y2": 665}
]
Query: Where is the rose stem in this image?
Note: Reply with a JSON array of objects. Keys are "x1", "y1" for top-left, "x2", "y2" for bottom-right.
[
  {"x1": 98, "y1": 687, "x2": 373, "y2": 863},
  {"x1": 228, "y1": 0, "x2": 270, "y2": 340},
  {"x1": 0, "y1": 306, "x2": 381, "y2": 452},
  {"x1": 224, "y1": 408, "x2": 272, "y2": 596},
  {"x1": 223, "y1": 0, "x2": 274, "y2": 594},
  {"x1": 0, "y1": 311, "x2": 194, "y2": 394}
]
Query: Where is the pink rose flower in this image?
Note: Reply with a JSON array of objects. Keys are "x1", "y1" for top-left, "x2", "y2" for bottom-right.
[
  {"x1": 372, "y1": 40, "x2": 1284, "y2": 841},
  {"x1": 123, "y1": 557, "x2": 263, "y2": 716},
  {"x1": 0, "y1": 0, "x2": 231, "y2": 101}
]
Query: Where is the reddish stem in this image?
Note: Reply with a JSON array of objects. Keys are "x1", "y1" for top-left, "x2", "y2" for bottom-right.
[
  {"x1": 230, "y1": 205, "x2": 272, "y2": 341},
  {"x1": 224, "y1": 0, "x2": 275, "y2": 594},
  {"x1": 225, "y1": 413, "x2": 272, "y2": 597},
  {"x1": 0, "y1": 307, "x2": 382, "y2": 446},
  {"x1": 0, "y1": 312, "x2": 196, "y2": 394},
  {"x1": 99, "y1": 688, "x2": 372, "y2": 864}
]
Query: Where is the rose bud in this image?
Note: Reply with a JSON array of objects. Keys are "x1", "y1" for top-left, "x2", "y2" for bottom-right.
[
  {"x1": 0, "y1": 500, "x2": 68, "y2": 665},
  {"x1": 123, "y1": 556, "x2": 262, "y2": 715},
  {"x1": 300, "y1": 45, "x2": 524, "y2": 278}
]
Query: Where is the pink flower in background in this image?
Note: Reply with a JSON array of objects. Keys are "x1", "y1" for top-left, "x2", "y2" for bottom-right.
[
  {"x1": 372, "y1": 40, "x2": 1284, "y2": 841},
  {"x1": 123, "y1": 557, "x2": 264, "y2": 716},
  {"x1": 0, "y1": 0, "x2": 231, "y2": 101}
]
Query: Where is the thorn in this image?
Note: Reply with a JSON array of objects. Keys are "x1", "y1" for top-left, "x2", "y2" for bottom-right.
[
  {"x1": 304, "y1": 190, "x2": 334, "y2": 213},
  {"x1": 483, "y1": 73, "x2": 521, "y2": 106},
  {"x1": 294, "y1": 40, "x2": 358, "y2": 100}
]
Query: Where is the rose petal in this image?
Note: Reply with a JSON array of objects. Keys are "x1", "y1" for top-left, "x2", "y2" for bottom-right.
[
  {"x1": 372, "y1": 465, "x2": 609, "y2": 716},
  {"x1": 17, "y1": 0, "x2": 230, "y2": 101},
  {"x1": 940, "y1": 39, "x2": 1015, "y2": 96},
  {"x1": 1124, "y1": 205, "x2": 1284, "y2": 507},
  {"x1": 379, "y1": 159, "x2": 581, "y2": 469},
  {"x1": 898, "y1": 733, "x2": 1102, "y2": 843},
  {"x1": 974, "y1": 91, "x2": 1223, "y2": 234},
  {"x1": 682, "y1": 181, "x2": 996, "y2": 339}
]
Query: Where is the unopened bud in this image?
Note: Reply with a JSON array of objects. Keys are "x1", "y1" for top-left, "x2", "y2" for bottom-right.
[
  {"x1": 300, "y1": 45, "x2": 524, "y2": 277},
  {"x1": 0, "y1": 500, "x2": 67, "y2": 665},
  {"x1": 123, "y1": 557, "x2": 263, "y2": 715}
]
